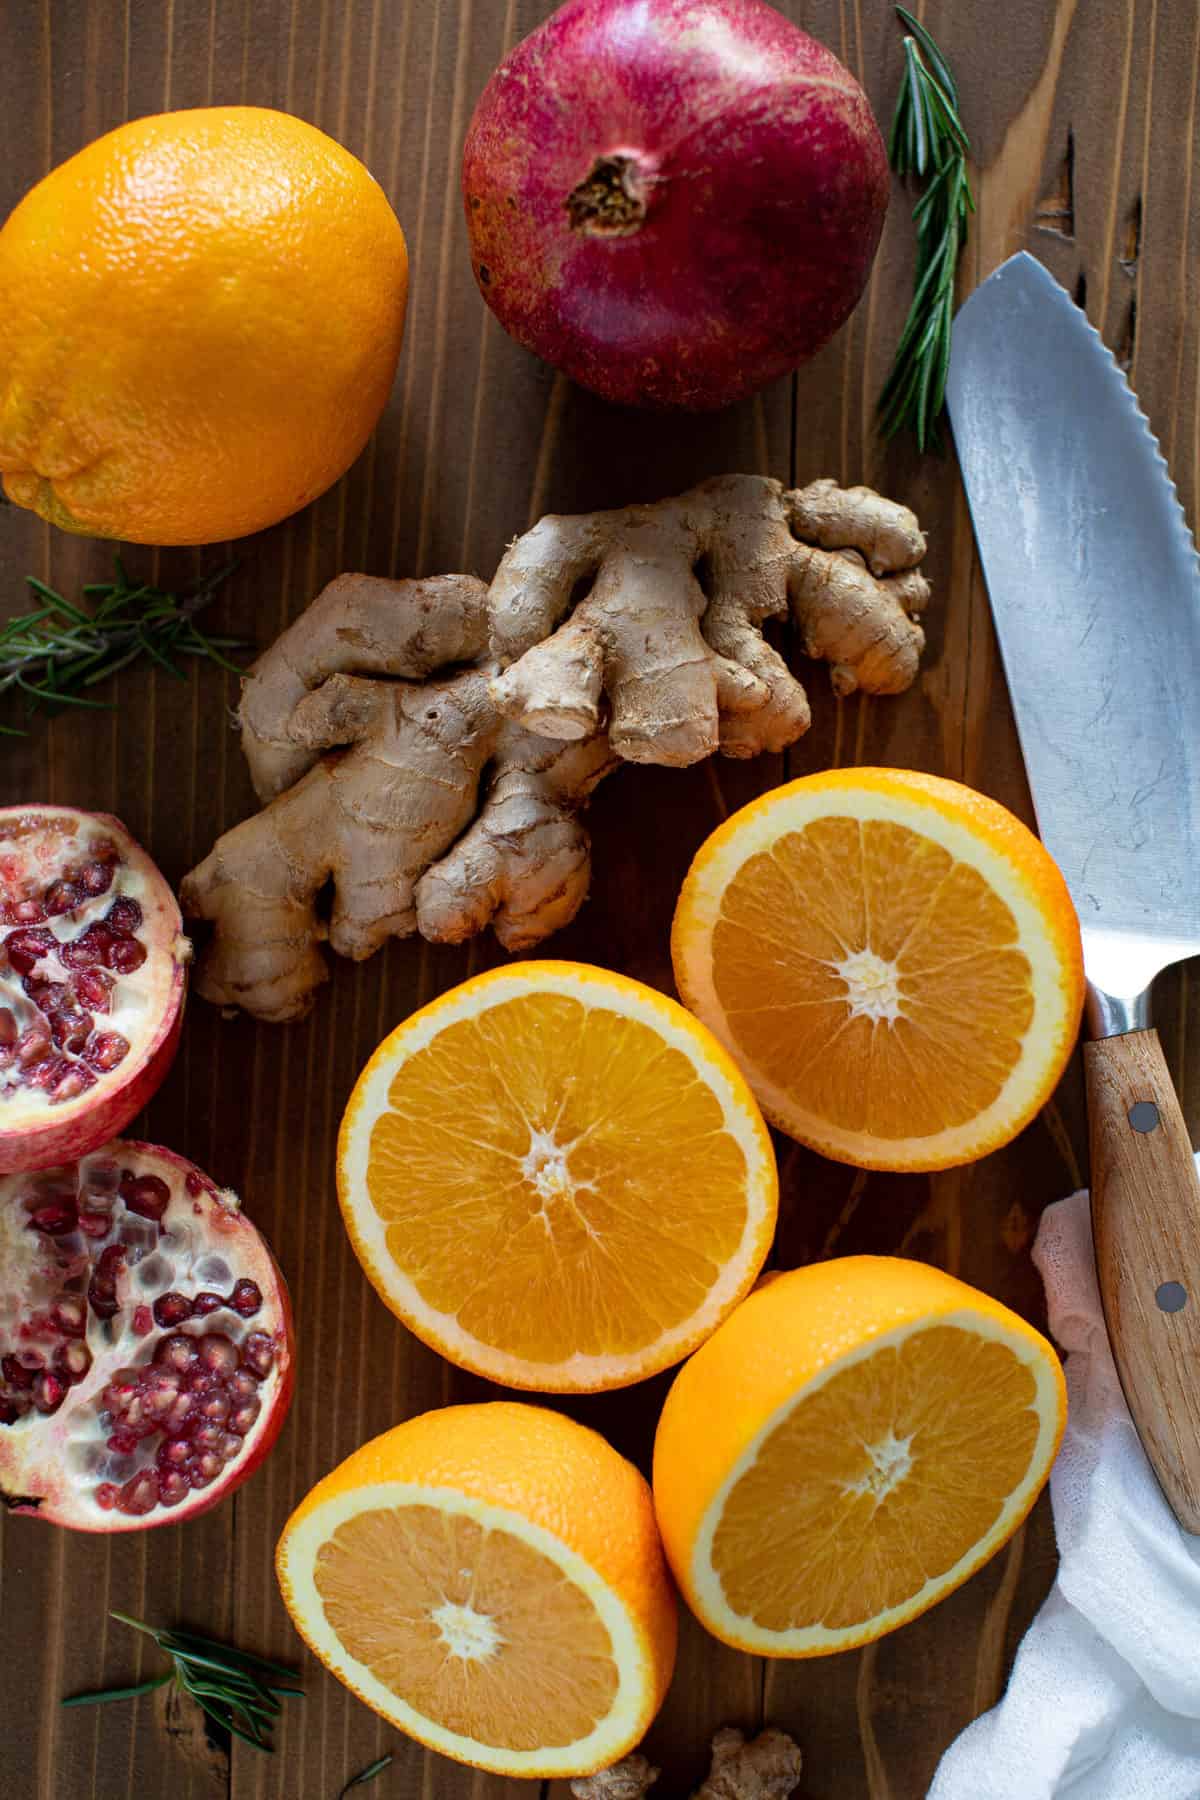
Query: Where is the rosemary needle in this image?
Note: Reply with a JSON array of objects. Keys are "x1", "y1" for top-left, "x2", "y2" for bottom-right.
[
  {"x1": 0, "y1": 556, "x2": 249, "y2": 735},
  {"x1": 879, "y1": 6, "x2": 975, "y2": 451},
  {"x1": 60, "y1": 1611, "x2": 302, "y2": 1754},
  {"x1": 339, "y1": 1754, "x2": 395, "y2": 1796}
]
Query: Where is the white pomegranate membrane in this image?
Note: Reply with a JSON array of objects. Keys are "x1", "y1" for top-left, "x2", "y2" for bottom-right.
[
  {"x1": 0, "y1": 807, "x2": 188, "y2": 1173},
  {"x1": 0, "y1": 1142, "x2": 293, "y2": 1529}
]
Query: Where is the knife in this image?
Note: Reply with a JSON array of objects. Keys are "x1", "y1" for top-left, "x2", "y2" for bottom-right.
[{"x1": 946, "y1": 252, "x2": 1200, "y2": 1531}]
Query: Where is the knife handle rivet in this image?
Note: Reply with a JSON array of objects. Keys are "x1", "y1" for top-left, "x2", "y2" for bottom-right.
[
  {"x1": 1129, "y1": 1100, "x2": 1160, "y2": 1133},
  {"x1": 1156, "y1": 1281, "x2": 1188, "y2": 1314}
]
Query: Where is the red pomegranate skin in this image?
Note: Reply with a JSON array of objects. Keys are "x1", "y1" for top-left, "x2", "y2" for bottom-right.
[{"x1": 462, "y1": 0, "x2": 890, "y2": 410}]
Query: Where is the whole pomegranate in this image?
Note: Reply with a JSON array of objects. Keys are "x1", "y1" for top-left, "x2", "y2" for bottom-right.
[
  {"x1": 0, "y1": 1141, "x2": 293, "y2": 1529},
  {"x1": 462, "y1": 0, "x2": 890, "y2": 410},
  {"x1": 0, "y1": 806, "x2": 188, "y2": 1172}
]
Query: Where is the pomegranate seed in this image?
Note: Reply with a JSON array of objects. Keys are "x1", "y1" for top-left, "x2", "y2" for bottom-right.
[
  {"x1": 152, "y1": 1291, "x2": 193, "y2": 1327},
  {"x1": 95, "y1": 1483, "x2": 119, "y2": 1510},
  {"x1": 199, "y1": 1391, "x2": 230, "y2": 1423},
  {"x1": 241, "y1": 1333, "x2": 275, "y2": 1378},
  {"x1": 165, "y1": 1392, "x2": 193, "y2": 1432},
  {"x1": 44, "y1": 880, "x2": 81, "y2": 916},
  {"x1": 106, "y1": 1427, "x2": 139, "y2": 1454},
  {"x1": 198, "y1": 1334, "x2": 238, "y2": 1378},
  {"x1": 79, "y1": 861, "x2": 114, "y2": 897},
  {"x1": 57, "y1": 1342, "x2": 92, "y2": 1380},
  {"x1": 230, "y1": 1369, "x2": 257, "y2": 1401},
  {"x1": 155, "y1": 1334, "x2": 198, "y2": 1374},
  {"x1": 29, "y1": 1053, "x2": 71, "y2": 1091},
  {"x1": 0, "y1": 1008, "x2": 16, "y2": 1047},
  {"x1": 106, "y1": 897, "x2": 143, "y2": 936},
  {"x1": 144, "y1": 1369, "x2": 181, "y2": 1403},
  {"x1": 158, "y1": 1438, "x2": 191, "y2": 1470},
  {"x1": 51, "y1": 1295, "x2": 87, "y2": 1335},
  {"x1": 28, "y1": 1201, "x2": 78, "y2": 1234},
  {"x1": 159, "y1": 1470, "x2": 189, "y2": 1507},
  {"x1": 87, "y1": 1243, "x2": 125, "y2": 1320},
  {"x1": 15, "y1": 1021, "x2": 52, "y2": 1067},
  {"x1": 189, "y1": 1452, "x2": 223, "y2": 1487},
  {"x1": 60, "y1": 923, "x2": 114, "y2": 970},
  {"x1": 0, "y1": 1399, "x2": 21, "y2": 1425},
  {"x1": 9, "y1": 897, "x2": 45, "y2": 924},
  {"x1": 116, "y1": 1471, "x2": 159, "y2": 1516},
  {"x1": 218, "y1": 1432, "x2": 242, "y2": 1462},
  {"x1": 103, "y1": 1370, "x2": 137, "y2": 1405},
  {"x1": 78, "y1": 1209, "x2": 112, "y2": 1239},
  {"x1": 50, "y1": 1005, "x2": 93, "y2": 1052},
  {"x1": 1, "y1": 1355, "x2": 33, "y2": 1390},
  {"x1": 74, "y1": 967, "x2": 114, "y2": 1010},
  {"x1": 229, "y1": 1396, "x2": 260, "y2": 1435},
  {"x1": 132, "y1": 1305, "x2": 153, "y2": 1335},
  {"x1": 120, "y1": 1172, "x2": 170, "y2": 1220},
  {"x1": 33, "y1": 1372, "x2": 65, "y2": 1413},
  {"x1": 108, "y1": 937, "x2": 147, "y2": 975},
  {"x1": 84, "y1": 1031, "x2": 129, "y2": 1071},
  {"x1": 191, "y1": 1422, "x2": 225, "y2": 1453},
  {"x1": 192, "y1": 1292, "x2": 225, "y2": 1316},
  {"x1": 229, "y1": 1280, "x2": 262, "y2": 1318},
  {"x1": 6, "y1": 927, "x2": 54, "y2": 974},
  {"x1": 51, "y1": 1065, "x2": 97, "y2": 1104}
]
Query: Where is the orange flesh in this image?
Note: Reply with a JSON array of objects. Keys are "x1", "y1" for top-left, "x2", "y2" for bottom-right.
[
  {"x1": 712, "y1": 1324, "x2": 1040, "y2": 1630},
  {"x1": 712, "y1": 819, "x2": 1034, "y2": 1138},
  {"x1": 366, "y1": 993, "x2": 751, "y2": 1364},
  {"x1": 313, "y1": 1503, "x2": 617, "y2": 1750}
]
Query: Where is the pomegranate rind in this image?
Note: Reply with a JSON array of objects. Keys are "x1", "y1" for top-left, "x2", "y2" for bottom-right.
[
  {"x1": 0, "y1": 807, "x2": 189, "y2": 1173},
  {"x1": 0, "y1": 1139, "x2": 294, "y2": 1531}
]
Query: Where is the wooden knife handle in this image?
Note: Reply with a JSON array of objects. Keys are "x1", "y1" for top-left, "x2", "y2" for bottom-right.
[{"x1": 1087, "y1": 1027, "x2": 1200, "y2": 1532}]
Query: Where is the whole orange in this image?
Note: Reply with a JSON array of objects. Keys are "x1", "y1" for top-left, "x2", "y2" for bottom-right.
[{"x1": 0, "y1": 107, "x2": 408, "y2": 545}]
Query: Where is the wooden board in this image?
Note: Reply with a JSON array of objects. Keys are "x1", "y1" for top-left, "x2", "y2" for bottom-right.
[{"x1": 1, "y1": 1, "x2": 1197, "y2": 1795}]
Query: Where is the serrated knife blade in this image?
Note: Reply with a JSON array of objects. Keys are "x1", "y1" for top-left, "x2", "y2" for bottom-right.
[{"x1": 947, "y1": 252, "x2": 1200, "y2": 1532}]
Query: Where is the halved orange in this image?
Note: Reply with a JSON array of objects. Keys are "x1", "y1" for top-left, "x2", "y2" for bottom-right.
[
  {"x1": 653, "y1": 1257, "x2": 1066, "y2": 1656},
  {"x1": 672, "y1": 769, "x2": 1084, "y2": 1170},
  {"x1": 277, "y1": 1402, "x2": 677, "y2": 1775},
  {"x1": 337, "y1": 962, "x2": 777, "y2": 1391}
]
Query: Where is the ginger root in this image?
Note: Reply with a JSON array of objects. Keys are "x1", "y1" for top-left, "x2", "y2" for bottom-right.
[
  {"x1": 570, "y1": 1727, "x2": 803, "y2": 1800},
  {"x1": 181, "y1": 474, "x2": 928, "y2": 1022},
  {"x1": 489, "y1": 474, "x2": 927, "y2": 763}
]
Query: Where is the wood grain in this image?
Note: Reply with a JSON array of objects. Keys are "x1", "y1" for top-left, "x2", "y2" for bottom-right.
[
  {"x1": 1088, "y1": 1028, "x2": 1200, "y2": 1532},
  {"x1": 0, "y1": 2, "x2": 1196, "y2": 1797}
]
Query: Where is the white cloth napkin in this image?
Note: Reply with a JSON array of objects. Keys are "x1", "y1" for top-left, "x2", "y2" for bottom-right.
[{"x1": 930, "y1": 1166, "x2": 1200, "y2": 1799}]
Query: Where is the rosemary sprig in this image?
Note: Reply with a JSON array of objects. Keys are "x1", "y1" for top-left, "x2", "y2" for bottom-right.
[
  {"x1": 879, "y1": 6, "x2": 975, "y2": 451},
  {"x1": 61, "y1": 1611, "x2": 302, "y2": 1754},
  {"x1": 0, "y1": 556, "x2": 248, "y2": 735}
]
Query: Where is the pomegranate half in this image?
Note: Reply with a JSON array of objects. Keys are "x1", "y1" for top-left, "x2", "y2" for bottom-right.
[
  {"x1": 0, "y1": 806, "x2": 188, "y2": 1173},
  {"x1": 0, "y1": 1140, "x2": 294, "y2": 1529},
  {"x1": 462, "y1": 0, "x2": 890, "y2": 410}
]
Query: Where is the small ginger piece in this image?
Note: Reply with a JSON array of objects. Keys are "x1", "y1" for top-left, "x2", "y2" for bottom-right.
[
  {"x1": 182, "y1": 473, "x2": 930, "y2": 1021},
  {"x1": 571, "y1": 1752, "x2": 661, "y2": 1800},
  {"x1": 694, "y1": 1727, "x2": 803, "y2": 1800},
  {"x1": 572, "y1": 1727, "x2": 802, "y2": 1800}
]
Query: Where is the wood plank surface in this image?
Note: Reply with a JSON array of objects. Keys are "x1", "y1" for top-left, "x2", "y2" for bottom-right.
[{"x1": 0, "y1": 2, "x2": 1196, "y2": 1797}]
